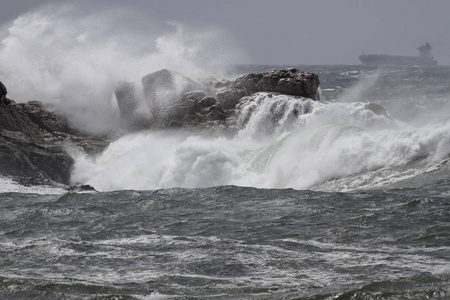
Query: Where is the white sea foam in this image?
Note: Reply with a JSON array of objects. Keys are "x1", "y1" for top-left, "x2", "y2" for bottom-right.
[
  {"x1": 2, "y1": 4, "x2": 449, "y2": 192},
  {"x1": 0, "y1": 176, "x2": 65, "y2": 194},
  {"x1": 70, "y1": 91, "x2": 450, "y2": 191}
]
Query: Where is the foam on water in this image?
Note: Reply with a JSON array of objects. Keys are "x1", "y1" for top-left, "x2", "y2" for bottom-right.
[
  {"x1": 0, "y1": 176, "x2": 65, "y2": 194},
  {"x1": 1, "y1": 4, "x2": 450, "y2": 193},
  {"x1": 71, "y1": 91, "x2": 450, "y2": 191},
  {"x1": 1, "y1": 182, "x2": 448, "y2": 298}
]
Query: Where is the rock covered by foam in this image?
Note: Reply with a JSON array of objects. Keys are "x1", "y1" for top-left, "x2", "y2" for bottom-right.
[
  {"x1": 115, "y1": 68, "x2": 320, "y2": 132},
  {"x1": 0, "y1": 68, "x2": 320, "y2": 186},
  {"x1": 115, "y1": 69, "x2": 234, "y2": 132}
]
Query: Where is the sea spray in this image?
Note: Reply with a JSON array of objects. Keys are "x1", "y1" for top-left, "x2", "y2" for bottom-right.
[
  {"x1": 235, "y1": 93, "x2": 316, "y2": 138},
  {"x1": 2, "y1": 5, "x2": 449, "y2": 192},
  {"x1": 0, "y1": 4, "x2": 244, "y2": 135},
  {"x1": 70, "y1": 131, "x2": 240, "y2": 190},
  {"x1": 70, "y1": 90, "x2": 450, "y2": 191},
  {"x1": 334, "y1": 69, "x2": 380, "y2": 103}
]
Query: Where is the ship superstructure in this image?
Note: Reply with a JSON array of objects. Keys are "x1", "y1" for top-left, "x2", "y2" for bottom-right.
[{"x1": 359, "y1": 43, "x2": 438, "y2": 66}]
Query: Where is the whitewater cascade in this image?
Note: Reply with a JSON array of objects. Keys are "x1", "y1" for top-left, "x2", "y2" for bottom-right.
[
  {"x1": 70, "y1": 92, "x2": 450, "y2": 191},
  {"x1": 2, "y1": 4, "x2": 450, "y2": 193}
]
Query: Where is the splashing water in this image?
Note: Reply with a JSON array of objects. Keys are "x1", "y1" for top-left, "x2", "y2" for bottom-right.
[
  {"x1": 0, "y1": 4, "x2": 244, "y2": 135},
  {"x1": 1, "y1": 4, "x2": 450, "y2": 193},
  {"x1": 70, "y1": 91, "x2": 450, "y2": 191}
]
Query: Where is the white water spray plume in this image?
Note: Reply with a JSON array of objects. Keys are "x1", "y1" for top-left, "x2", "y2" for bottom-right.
[
  {"x1": 1, "y1": 4, "x2": 450, "y2": 193},
  {"x1": 69, "y1": 91, "x2": 450, "y2": 191},
  {"x1": 0, "y1": 4, "x2": 245, "y2": 135}
]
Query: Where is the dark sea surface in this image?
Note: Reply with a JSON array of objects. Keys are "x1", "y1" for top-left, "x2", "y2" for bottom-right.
[
  {"x1": 1, "y1": 65, "x2": 450, "y2": 299},
  {"x1": 1, "y1": 186, "x2": 449, "y2": 299}
]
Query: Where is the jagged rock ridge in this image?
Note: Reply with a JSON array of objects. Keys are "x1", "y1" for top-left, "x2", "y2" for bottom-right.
[{"x1": 0, "y1": 82, "x2": 108, "y2": 185}]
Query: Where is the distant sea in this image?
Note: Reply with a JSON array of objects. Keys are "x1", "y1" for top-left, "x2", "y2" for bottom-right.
[{"x1": 1, "y1": 65, "x2": 450, "y2": 299}]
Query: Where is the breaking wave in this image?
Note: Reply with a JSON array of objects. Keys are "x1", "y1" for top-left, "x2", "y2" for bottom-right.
[
  {"x1": 0, "y1": 3, "x2": 244, "y2": 135},
  {"x1": 71, "y1": 92, "x2": 450, "y2": 191},
  {"x1": 1, "y1": 4, "x2": 449, "y2": 192}
]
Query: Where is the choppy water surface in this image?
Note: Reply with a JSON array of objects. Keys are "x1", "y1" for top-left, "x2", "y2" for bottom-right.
[
  {"x1": 1, "y1": 63, "x2": 450, "y2": 298},
  {"x1": 1, "y1": 7, "x2": 450, "y2": 297},
  {"x1": 1, "y1": 64, "x2": 450, "y2": 299},
  {"x1": 1, "y1": 186, "x2": 449, "y2": 299}
]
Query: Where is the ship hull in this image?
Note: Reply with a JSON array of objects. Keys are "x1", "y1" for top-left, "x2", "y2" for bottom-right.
[{"x1": 359, "y1": 54, "x2": 438, "y2": 66}]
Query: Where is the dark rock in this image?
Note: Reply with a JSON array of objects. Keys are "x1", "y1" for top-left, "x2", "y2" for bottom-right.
[
  {"x1": 0, "y1": 67, "x2": 320, "y2": 187},
  {"x1": 183, "y1": 91, "x2": 208, "y2": 101},
  {"x1": 216, "y1": 68, "x2": 320, "y2": 110},
  {"x1": 18, "y1": 101, "x2": 108, "y2": 155},
  {"x1": 365, "y1": 103, "x2": 392, "y2": 119},
  {"x1": 0, "y1": 101, "x2": 43, "y2": 138},
  {"x1": 0, "y1": 129, "x2": 74, "y2": 184},
  {"x1": 115, "y1": 82, "x2": 139, "y2": 121},
  {"x1": 200, "y1": 96, "x2": 218, "y2": 107},
  {"x1": 216, "y1": 89, "x2": 248, "y2": 109},
  {"x1": 141, "y1": 69, "x2": 201, "y2": 98},
  {"x1": 0, "y1": 81, "x2": 12, "y2": 106},
  {"x1": 0, "y1": 81, "x2": 108, "y2": 186},
  {"x1": 234, "y1": 73, "x2": 264, "y2": 91},
  {"x1": 213, "y1": 79, "x2": 233, "y2": 89},
  {"x1": 18, "y1": 101, "x2": 73, "y2": 134},
  {"x1": 114, "y1": 81, "x2": 152, "y2": 131},
  {"x1": 67, "y1": 184, "x2": 97, "y2": 192},
  {"x1": 115, "y1": 69, "x2": 228, "y2": 131},
  {"x1": 165, "y1": 97, "x2": 228, "y2": 129},
  {"x1": 141, "y1": 69, "x2": 205, "y2": 123},
  {"x1": 114, "y1": 68, "x2": 319, "y2": 133},
  {"x1": 0, "y1": 81, "x2": 6, "y2": 96}
]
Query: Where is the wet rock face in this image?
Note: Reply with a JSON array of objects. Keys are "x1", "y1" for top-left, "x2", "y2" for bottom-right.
[
  {"x1": 141, "y1": 69, "x2": 206, "y2": 124},
  {"x1": 0, "y1": 130, "x2": 74, "y2": 184},
  {"x1": 115, "y1": 68, "x2": 320, "y2": 132},
  {"x1": 115, "y1": 69, "x2": 231, "y2": 131},
  {"x1": 0, "y1": 68, "x2": 320, "y2": 186},
  {"x1": 216, "y1": 68, "x2": 320, "y2": 109},
  {"x1": 0, "y1": 81, "x2": 108, "y2": 185},
  {"x1": 18, "y1": 101, "x2": 73, "y2": 134},
  {"x1": 0, "y1": 81, "x2": 7, "y2": 102}
]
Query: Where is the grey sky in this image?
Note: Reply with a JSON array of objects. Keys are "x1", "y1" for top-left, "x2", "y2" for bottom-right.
[{"x1": 1, "y1": 0, "x2": 449, "y2": 65}]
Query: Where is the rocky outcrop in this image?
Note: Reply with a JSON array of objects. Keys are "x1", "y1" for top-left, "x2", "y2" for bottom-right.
[
  {"x1": 0, "y1": 67, "x2": 320, "y2": 186},
  {"x1": 0, "y1": 81, "x2": 108, "y2": 186},
  {"x1": 164, "y1": 92, "x2": 234, "y2": 131},
  {"x1": 216, "y1": 68, "x2": 320, "y2": 109},
  {"x1": 115, "y1": 68, "x2": 320, "y2": 132},
  {"x1": 115, "y1": 69, "x2": 232, "y2": 131}
]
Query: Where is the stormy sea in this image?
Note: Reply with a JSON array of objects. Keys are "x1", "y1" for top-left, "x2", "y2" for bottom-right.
[{"x1": 1, "y1": 5, "x2": 450, "y2": 300}]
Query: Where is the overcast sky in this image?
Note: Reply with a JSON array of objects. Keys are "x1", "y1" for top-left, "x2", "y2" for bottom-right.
[{"x1": 1, "y1": 0, "x2": 449, "y2": 66}]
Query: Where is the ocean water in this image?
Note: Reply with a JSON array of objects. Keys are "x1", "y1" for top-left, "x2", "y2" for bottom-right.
[
  {"x1": 0, "y1": 186, "x2": 449, "y2": 299},
  {"x1": 1, "y1": 5, "x2": 450, "y2": 299},
  {"x1": 1, "y1": 65, "x2": 449, "y2": 299}
]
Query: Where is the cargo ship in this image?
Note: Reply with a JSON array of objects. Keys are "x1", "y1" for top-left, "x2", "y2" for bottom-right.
[{"x1": 359, "y1": 43, "x2": 438, "y2": 66}]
